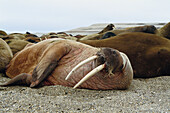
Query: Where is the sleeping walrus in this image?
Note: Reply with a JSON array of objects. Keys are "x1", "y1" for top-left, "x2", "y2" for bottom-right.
[
  {"x1": 79, "y1": 25, "x2": 157, "y2": 40},
  {"x1": 1, "y1": 39, "x2": 133, "y2": 90},
  {"x1": 80, "y1": 32, "x2": 170, "y2": 78},
  {"x1": 0, "y1": 38, "x2": 13, "y2": 72}
]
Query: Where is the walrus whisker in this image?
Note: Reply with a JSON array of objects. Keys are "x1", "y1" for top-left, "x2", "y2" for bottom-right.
[
  {"x1": 73, "y1": 64, "x2": 105, "y2": 89},
  {"x1": 65, "y1": 55, "x2": 98, "y2": 80}
]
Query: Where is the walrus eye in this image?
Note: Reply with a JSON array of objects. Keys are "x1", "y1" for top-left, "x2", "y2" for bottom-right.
[{"x1": 112, "y1": 50, "x2": 117, "y2": 55}]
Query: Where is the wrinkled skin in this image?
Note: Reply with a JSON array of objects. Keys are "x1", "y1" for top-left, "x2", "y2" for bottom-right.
[{"x1": 1, "y1": 39, "x2": 133, "y2": 90}]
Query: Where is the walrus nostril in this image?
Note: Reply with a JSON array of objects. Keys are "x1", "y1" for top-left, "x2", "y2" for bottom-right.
[{"x1": 97, "y1": 56, "x2": 105, "y2": 64}]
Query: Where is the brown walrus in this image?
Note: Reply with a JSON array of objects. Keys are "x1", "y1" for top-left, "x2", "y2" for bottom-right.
[
  {"x1": 80, "y1": 25, "x2": 157, "y2": 40},
  {"x1": 0, "y1": 30, "x2": 7, "y2": 36},
  {"x1": 80, "y1": 32, "x2": 170, "y2": 78},
  {"x1": 0, "y1": 38, "x2": 13, "y2": 72},
  {"x1": 98, "y1": 24, "x2": 115, "y2": 34},
  {"x1": 6, "y1": 39, "x2": 30, "y2": 55},
  {"x1": 24, "y1": 37, "x2": 41, "y2": 43},
  {"x1": 0, "y1": 39, "x2": 133, "y2": 90},
  {"x1": 156, "y1": 22, "x2": 170, "y2": 39}
]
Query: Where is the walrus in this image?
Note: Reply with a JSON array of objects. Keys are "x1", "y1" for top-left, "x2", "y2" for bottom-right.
[
  {"x1": 80, "y1": 32, "x2": 170, "y2": 78},
  {"x1": 108, "y1": 25, "x2": 157, "y2": 36},
  {"x1": 98, "y1": 24, "x2": 115, "y2": 34},
  {"x1": 0, "y1": 38, "x2": 13, "y2": 72},
  {"x1": 8, "y1": 33, "x2": 26, "y2": 40},
  {"x1": 25, "y1": 32, "x2": 38, "y2": 38},
  {"x1": 156, "y1": 22, "x2": 170, "y2": 39},
  {"x1": 6, "y1": 39, "x2": 30, "y2": 55},
  {"x1": 0, "y1": 39, "x2": 133, "y2": 90},
  {"x1": 25, "y1": 37, "x2": 41, "y2": 43},
  {"x1": 78, "y1": 24, "x2": 115, "y2": 41},
  {"x1": 100, "y1": 32, "x2": 116, "y2": 40},
  {"x1": 79, "y1": 25, "x2": 157, "y2": 40},
  {"x1": 0, "y1": 30, "x2": 7, "y2": 36}
]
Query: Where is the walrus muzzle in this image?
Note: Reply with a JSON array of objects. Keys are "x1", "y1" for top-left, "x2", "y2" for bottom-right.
[
  {"x1": 65, "y1": 48, "x2": 124, "y2": 89},
  {"x1": 65, "y1": 55, "x2": 105, "y2": 88}
]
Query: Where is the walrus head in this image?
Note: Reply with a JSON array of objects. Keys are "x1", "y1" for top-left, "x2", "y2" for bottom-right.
[
  {"x1": 65, "y1": 48, "x2": 124, "y2": 88},
  {"x1": 96, "y1": 48, "x2": 123, "y2": 76}
]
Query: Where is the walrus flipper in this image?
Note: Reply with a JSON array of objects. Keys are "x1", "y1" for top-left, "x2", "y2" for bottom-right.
[
  {"x1": 30, "y1": 42, "x2": 70, "y2": 87},
  {"x1": 0, "y1": 73, "x2": 31, "y2": 86}
]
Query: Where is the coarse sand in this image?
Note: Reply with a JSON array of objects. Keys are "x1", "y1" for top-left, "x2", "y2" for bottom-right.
[{"x1": 0, "y1": 73, "x2": 169, "y2": 112}]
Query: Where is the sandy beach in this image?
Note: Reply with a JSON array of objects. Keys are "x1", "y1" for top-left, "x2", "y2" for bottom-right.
[{"x1": 0, "y1": 73, "x2": 169, "y2": 112}]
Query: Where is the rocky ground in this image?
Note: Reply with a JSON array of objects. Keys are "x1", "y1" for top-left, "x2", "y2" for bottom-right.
[{"x1": 0, "y1": 73, "x2": 169, "y2": 112}]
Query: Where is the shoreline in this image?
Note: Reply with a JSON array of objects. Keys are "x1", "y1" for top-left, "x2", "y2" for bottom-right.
[{"x1": 3, "y1": 22, "x2": 166, "y2": 36}]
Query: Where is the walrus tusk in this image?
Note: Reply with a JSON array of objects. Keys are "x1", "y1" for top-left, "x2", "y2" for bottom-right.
[
  {"x1": 73, "y1": 64, "x2": 105, "y2": 89},
  {"x1": 65, "y1": 55, "x2": 98, "y2": 80},
  {"x1": 39, "y1": 37, "x2": 42, "y2": 41}
]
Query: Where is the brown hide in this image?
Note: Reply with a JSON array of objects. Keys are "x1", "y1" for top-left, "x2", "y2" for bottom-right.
[
  {"x1": 156, "y1": 22, "x2": 170, "y2": 39},
  {"x1": 79, "y1": 25, "x2": 157, "y2": 41},
  {"x1": 80, "y1": 32, "x2": 170, "y2": 78},
  {"x1": 3, "y1": 39, "x2": 133, "y2": 90}
]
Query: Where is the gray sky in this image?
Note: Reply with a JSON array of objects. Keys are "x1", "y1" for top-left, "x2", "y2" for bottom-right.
[{"x1": 0, "y1": 0, "x2": 170, "y2": 33}]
